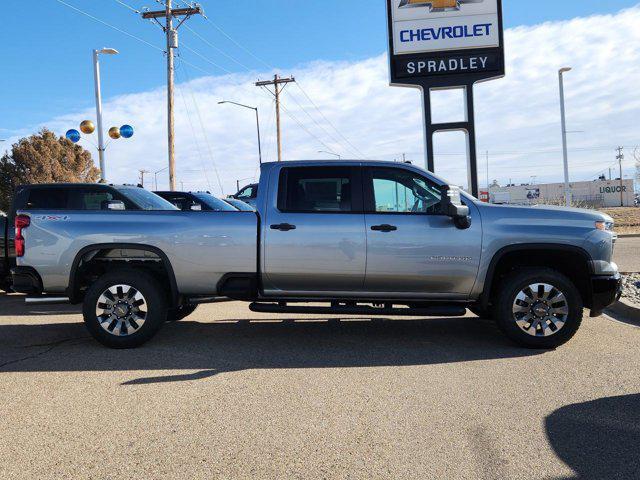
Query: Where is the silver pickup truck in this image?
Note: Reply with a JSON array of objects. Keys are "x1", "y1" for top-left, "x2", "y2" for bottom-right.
[{"x1": 12, "y1": 161, "x2": 622, "y2": 349}]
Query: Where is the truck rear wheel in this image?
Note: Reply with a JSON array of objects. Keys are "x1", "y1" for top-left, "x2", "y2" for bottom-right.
[
  {"x1": 494, "y1": 268, "x2": 583, "y2": 349},
  {"x1": 82, "y1": 269, "x2": 167, "y2": 348}
]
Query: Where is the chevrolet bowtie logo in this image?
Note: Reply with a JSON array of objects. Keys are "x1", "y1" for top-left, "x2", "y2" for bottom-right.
[{"x1": 399, "y1": 0, "x2": 483, "y2": 12}]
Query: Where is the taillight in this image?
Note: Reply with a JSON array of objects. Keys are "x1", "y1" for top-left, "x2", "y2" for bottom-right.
[{"x1": 15, "y1": 214, "x2": 30, "y2": 257}]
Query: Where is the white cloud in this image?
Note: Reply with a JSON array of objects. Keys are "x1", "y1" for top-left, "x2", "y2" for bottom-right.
[{"x1": 6, "y1": 5, "x2": 640, "y2": 193}]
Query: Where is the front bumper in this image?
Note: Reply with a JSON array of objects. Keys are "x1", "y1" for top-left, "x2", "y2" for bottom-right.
[
  {"x1": 590, "y1": 273, "x2": 622, "y2": 317},
  {"x1": 10, "y1": 266, "x2": 43, "y2": 295}
]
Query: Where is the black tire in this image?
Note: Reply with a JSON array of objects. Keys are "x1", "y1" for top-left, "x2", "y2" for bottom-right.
[
  {"x1": 494, "y1": 268, "x2": 583, "y2": 349},
  {"x1": 167, "y1": 304, "x2": 198, "y2": 322},
  {"x1": 82, "y1": 269, "x2": 167, "y2": 348}
]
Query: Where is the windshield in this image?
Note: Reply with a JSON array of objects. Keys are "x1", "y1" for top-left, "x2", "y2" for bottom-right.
[
  {"x1": 193, "y1": 193, "x2": 237, "y2": 212},
  {"x1": 115, "y1": 187, "x2": 179, "y2": 211},
  {"x1": 225, "y1": 199, "x2": 254, "y2": 211}
]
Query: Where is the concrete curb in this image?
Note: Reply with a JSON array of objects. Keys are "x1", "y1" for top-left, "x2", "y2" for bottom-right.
[{"x1": 618, "y1": 234, "x2": 640, "y2": 238}]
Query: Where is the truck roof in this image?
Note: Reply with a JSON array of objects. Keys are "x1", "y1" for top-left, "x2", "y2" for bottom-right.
[
  {"x1": 260, "y1": 159, "x2": 407, "y2": 168},
  {"x1": 16, "y1": 183, "x2": 140, "y2": 189}
]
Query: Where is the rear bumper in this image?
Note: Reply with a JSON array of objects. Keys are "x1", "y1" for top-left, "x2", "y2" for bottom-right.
[
  {"x1": 590, "y1": 273, "x2": 622, "y2": 317},
  {"x1": 10, "y1": 266, "x2": 43, "y2": 295}
]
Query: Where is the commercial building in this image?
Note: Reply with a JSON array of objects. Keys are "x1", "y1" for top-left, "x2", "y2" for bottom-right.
[{"x1": 488, "y1": 179, "x2": 635, "y2": 207}]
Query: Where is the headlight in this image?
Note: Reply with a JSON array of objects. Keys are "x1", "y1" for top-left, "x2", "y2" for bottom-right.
[{"x1": 595, "y1": 221, "x2": 614, "y2": 231}]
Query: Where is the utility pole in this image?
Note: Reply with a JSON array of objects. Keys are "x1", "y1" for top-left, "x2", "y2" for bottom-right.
[
  {"x1": 139, "y1": 169, "x2": 150, "y2": 188},
  {"x1": 617, "y1": 146, "x2": 624, "y2": 207},
  {"x1": 255, "y1": 74, "x2": 296, "y2": 162},
  {"x1": 142, "y1": 2, "x2": 203, "y2": 190},
  {"x1": 485, "y1": 151, "x2": 489, "y2": 191}
]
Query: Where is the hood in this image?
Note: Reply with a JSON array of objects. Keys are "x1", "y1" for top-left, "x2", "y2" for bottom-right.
[{"x1": 475, "y1": 201, "x2": 613, "y2": 223}]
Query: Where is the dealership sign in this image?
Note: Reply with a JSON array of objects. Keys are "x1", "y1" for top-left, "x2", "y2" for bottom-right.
[
  {"x1": 387, "y1": 0, "x2": 505, "y2": 84},
  {"x1": 385, "y1": 0, "x2": 505, "y2": 199}
]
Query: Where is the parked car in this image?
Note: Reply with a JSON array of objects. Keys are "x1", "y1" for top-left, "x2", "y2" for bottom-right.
[
  {"x1": 229, "y1": 183, "x2": 258, "y2": 208},
  {"x1": 222, "y1": 198, "x2": 255, "y2": 211},
  {"x1": 154, "y1": 191, "x2": 238, "y2": 212},
  {"x1": 0, "y1": 183, "x2": 177, "y2": 292},
  {"x1": 12, "y1": 161, "x2": 621, "y2": 349}
]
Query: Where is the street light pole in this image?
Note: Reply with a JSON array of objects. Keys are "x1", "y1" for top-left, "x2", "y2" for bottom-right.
[
  {"x1": 559, "y1": 67, "x2": 572, "y2": 207},
  {"x1": 218, "y1": 101, "x2": 262, "y2": 165},
  {"x1": 154, "y1": 166, "x2": 169, "y2": 191},
  {"x1": 93, "y1": 48, "x2": 119, "y2": 183}
]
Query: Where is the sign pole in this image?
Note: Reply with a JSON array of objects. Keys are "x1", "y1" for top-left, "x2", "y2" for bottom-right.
[{"x1": 387, "y1": 0, "x2": 505, "y2": 198}]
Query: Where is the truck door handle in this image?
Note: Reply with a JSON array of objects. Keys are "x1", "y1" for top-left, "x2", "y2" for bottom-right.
[
  {"x1": 371, "y1": 224, "x2": 397, "y2": 232},
  {"x1": 271, "y1": 223, "x2": 297, "y2": 231}
]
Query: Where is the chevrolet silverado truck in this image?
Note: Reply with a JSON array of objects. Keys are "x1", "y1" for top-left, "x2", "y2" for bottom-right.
[{"x1": 12, "y1": 161, "x2": 622, "y2": 349}]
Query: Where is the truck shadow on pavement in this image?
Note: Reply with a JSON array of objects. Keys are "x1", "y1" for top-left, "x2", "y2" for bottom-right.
[
  {"x1": 545, "y1": 394, "x2": 640, "y2": 479},
  {"x1": 0, "y1": 295, "x2": 543, "y2": 385}
]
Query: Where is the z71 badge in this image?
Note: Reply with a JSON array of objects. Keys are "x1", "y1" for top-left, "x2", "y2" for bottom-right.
[{"x1": 34, "y1": 215, "x2": 71, "y2": 221}]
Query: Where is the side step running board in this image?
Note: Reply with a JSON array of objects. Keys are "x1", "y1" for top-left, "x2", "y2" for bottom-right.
[
  {"x1": 25, "y1": 296, "x2": 70, "y2": 305},
  {"x1": 249, "y1": 303, "x2": 467, "y2": 317}
]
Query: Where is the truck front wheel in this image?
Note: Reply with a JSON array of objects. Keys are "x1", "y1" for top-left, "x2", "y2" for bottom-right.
[
  {"x1": 494, "y1": 268, "x2": 583, "y2": 349},
  {"x1": 82, "y1": 269, "x2": 167, "y2": 348}
]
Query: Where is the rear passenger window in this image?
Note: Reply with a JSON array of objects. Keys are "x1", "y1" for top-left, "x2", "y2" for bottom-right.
[
  {"x1": 71, "y1": 190, "x2": 116, "y2": 210},
  {"x1": 26, "y1": 189, "x2": 69, "y2": 209},
  {"x1": 279, "y1": 167, "x2": 356, "y2": 213}
]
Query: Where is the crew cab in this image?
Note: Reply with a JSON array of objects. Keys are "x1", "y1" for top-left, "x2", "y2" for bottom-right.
[{"x1": 12, "y1": 161, "x2": 622, "y2": 349}]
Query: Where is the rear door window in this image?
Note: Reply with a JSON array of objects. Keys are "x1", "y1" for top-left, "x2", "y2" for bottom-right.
[
  {"x1": 26, "y1": 189, "x2": 70, "y2": 209},
  {"x1": 278, "y1": 167, "x2": 361, "y2": 213},
  {"x1": 69, "y1": 189, "x2": 118, "y2": 210}
]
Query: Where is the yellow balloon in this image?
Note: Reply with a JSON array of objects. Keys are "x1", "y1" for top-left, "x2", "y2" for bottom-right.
[
  {"x1": 108, "y1": 127, "x2": 121, "y2": 139},
  {"x1": 80, "y1": 120, "x2": 95, "y2": 134}
]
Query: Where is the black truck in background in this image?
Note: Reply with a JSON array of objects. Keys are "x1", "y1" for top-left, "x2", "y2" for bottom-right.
[{"x1": 0, "y1": 183, "x2": 177, "y2": 292}]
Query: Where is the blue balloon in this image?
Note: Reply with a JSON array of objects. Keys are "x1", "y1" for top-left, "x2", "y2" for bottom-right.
[
  {"x1": 120, "y1": 125, "x2": 134, "y2": 139},
  {"x1": 66, "y1": 129, "x2": 81, "y2": 143}
]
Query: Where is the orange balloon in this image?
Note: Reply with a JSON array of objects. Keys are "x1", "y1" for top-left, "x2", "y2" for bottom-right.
[{"x1": 108, "y1": 127, "x2": 121, "y2": 139}]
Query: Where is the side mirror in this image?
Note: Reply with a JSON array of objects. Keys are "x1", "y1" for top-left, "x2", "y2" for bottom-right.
[
  {"x1": 440, "y1": 185, "x2": 471, "y2": 230},
  {"x1": 190, "y1": 204, "x2": 202, "y2": 211},
  {"x1": 102, "y1": 200, "x2": 126, "y2": 211}
]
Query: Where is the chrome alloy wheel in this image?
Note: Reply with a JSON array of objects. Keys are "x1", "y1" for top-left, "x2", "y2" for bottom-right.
[
  {"x1": 95, "y1": 284, "x2": 147, "y2": 337},
  {"x1": 512, "y1": 283, "x2": 569, "y2": 337}
]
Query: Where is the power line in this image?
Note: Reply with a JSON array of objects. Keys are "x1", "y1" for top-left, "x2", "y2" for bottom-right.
[
  {"x1": 295, "y1": 82, "x2": 366, "y2": 159},
  {"x1": 55, "y1": 0, "x2": 164, "y2": 52},
  {"x1": 175, "y1": 62, "x2": 213, "y2": 193},
  {"x1": 182, "y1": 24, "x2": 254, "y2": 73},
  {"x1": 178, "y1": 57, "x2": 225, "y2": 195},
  {"x1": 201, "y1": 16, "x2": 274, "y2": 71},
  {"x1": 283, "y1": 88, "x2": 357, "y2": 159},
  {"x1": 278, "y1": 102, "x2": 335, "y2": 154},
  {"x1": 113, "y1": 0, "x2": 141, "y2": 14},
  {"x1": 180, "y1": 44, "x2": 234, "y2": 75}
]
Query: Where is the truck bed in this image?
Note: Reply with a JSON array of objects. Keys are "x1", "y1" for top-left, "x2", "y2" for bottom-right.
[{"x1": 18, "y1": 210, "x2": 258, "y2": 295}]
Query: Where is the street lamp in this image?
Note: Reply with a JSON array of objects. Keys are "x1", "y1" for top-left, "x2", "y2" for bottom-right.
[
  {"x1": 559, "y1": 67, "x2": 572, "y2": 207},
  {"x1": 318, "y1": 150, "x2": 341, "y2": 159},
  {"x1": 218, "y1": 101, "x2": 262, "y2": 165},
  {"x1": 93, "y1": 47, "x2": 119, "y2": 183},
  {"x1": 154, "y1": 166, "x2": 169, "y2": 191}
]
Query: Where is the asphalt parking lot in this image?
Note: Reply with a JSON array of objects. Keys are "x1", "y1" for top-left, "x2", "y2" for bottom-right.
[{"x1": 1, "y1": 293, "x2": 639, "y2": 479}]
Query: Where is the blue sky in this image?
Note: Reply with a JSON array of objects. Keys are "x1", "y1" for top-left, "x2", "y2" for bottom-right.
[{"x1": 1, "y1": 0, "x2": 639, "y2": 134}]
